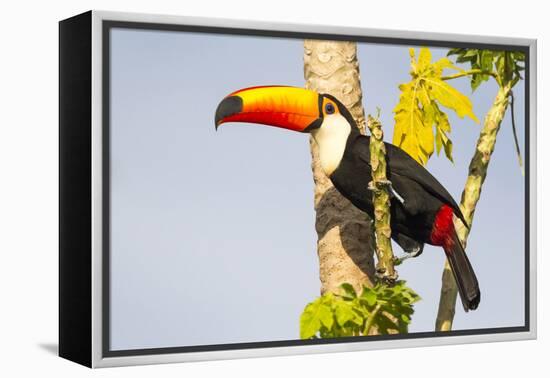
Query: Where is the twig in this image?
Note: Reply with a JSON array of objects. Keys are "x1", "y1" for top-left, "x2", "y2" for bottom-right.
[
  {"x1": 441, "y1": 69, "x2": 498, "y2": 81},
  {"x1": 509, "y1": 91, "x2": 525, "y2": 176},
  {"x1": 363, "y1": 304, "x2": 382, "y2": 335}
]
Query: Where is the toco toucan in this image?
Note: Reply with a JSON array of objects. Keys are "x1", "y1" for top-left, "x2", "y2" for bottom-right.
[{"x1": 214, "y1": 85, "x2": 480, "y2": 311}]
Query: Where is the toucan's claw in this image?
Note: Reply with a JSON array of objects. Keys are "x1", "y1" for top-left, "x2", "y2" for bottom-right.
[
  {"x1": 408, "y1": 246, "x2": 423, "y2": 258},
  {"x1": 387, "y1": 182, "x2": 405, "y2": 204},
  {"x1": 393, "y1": 254, "x2": 412, "y2": 266},
  {"x1": 368, "y1": 180, "x2": 405, "y2": 204},
  {"x1": 394, "y1": 245, "x2": 423, "y2": 265}
]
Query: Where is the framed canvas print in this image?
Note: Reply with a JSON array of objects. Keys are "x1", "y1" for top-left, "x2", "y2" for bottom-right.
[{"x1": 59, "y1": 10, "x2": 537, "y2": 368}]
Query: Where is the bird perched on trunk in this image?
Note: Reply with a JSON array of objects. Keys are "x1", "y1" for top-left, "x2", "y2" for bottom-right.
[{"x1": 215, "y1": 85, "x2": 480, "y2": 311}]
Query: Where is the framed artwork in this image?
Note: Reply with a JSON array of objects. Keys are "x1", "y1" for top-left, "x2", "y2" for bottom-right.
[{"x1": 59, "y1": 10, "x2": 537, "y2": 368}]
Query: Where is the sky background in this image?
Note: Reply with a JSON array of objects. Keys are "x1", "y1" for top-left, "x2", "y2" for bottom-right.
[{"x1": 109, "y1": 28, "x2": 526, "y2": 350}]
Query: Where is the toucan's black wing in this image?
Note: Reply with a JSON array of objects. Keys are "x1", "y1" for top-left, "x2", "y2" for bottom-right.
[
  {"x1": 355, "y1": 135, "x2": 468, "y2": 228},
  {"x1": 384, "y1": 142, "x2": 468, "y2": 228}
]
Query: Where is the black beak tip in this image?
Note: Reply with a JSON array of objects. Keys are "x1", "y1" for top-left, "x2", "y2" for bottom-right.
[{"x1": 214, "y1": 95, "x2": 243, "y2": 130}]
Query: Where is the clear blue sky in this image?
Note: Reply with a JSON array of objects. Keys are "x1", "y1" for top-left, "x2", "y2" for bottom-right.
[{"x1": 109, "y1": 28, "x2": 525, "y2": 350}]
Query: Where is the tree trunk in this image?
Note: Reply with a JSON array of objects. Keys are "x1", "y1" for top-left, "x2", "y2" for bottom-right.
[
  {"x1": 435, "y1": 82, "x2": 513, "y2": 331},
  {"x1": 303, "y1": 40, "x2": 376, "y2": 295}
]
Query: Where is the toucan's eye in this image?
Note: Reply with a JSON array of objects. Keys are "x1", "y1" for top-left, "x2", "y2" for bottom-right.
[{"x1": 325, "y1": 103, "x2": 335, "y2": 114}]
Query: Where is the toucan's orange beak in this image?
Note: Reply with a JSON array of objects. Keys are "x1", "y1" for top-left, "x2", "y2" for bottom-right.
[{"x1": 214, "y1": 86, "x2": 322, "y2": 133}]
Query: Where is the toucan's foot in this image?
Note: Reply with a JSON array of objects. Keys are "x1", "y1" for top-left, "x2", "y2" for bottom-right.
[
  {"x1": 393, "y1": 255, "x2": 409, "y2": 266},
  {"x1": 368, "y1": 180, "x2": 405, "y2": 204},
  {"x1": 406, "y1": 245, "x2": 423, "y2": 258},
  {"x1": 393, "y1": 247, "x2": 422, "y2": 265}
]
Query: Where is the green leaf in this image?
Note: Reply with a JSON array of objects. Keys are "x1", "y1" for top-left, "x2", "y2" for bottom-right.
[
  {"x1": 462, "y1": 49, "x2": 478, "y2": 58},
  {"x1": 376, "y1": 313, "x2": 400, "y2": 335},
  {"x1": 471, "y1": 73, "x2": 484, "y2": 91},
  {"x1": 334, "y1": 301, "x2": 356, "y2": 327},
  {"x1": 455, "y1": 55, "x2": 474, "y2": 64},
  {"x1": 441, "y1": 130, "x2": 453, "y2": 162},
  {"x1": 480, "y1": 50, "x2": 493, "y2": 72},
  {"x1": 300, "y1": 281, "x2": 420, "y2": 339},
  {"x1": 432, "y1": 104, "x2": 453, "y2": 161},
  {"x1": 318, "y1": 303, "x2": 334, "y2": 329},
  {"x1": 361, "y1": 288, "x2": 378, "y2": 307},
  {"x1": 300, "y1": 301, "x2": 323, "y2": 339},
  {"x1": 300, "y1": 297, "x2": 333, "y2": 339},
  {"x1": 339, "y1": 283, "x2": 357, "y2": 299}
]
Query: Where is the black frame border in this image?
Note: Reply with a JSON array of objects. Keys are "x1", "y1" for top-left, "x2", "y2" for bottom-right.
[
  {"x1": 101, "y1": 20, "x2": 531, "y2": 358},
  {"x1": 59, "y1": 11, "x2": 93, "y2": 367}
]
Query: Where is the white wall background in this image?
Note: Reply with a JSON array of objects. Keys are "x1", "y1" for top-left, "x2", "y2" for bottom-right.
[{"x1": 0, "y1": 0, "x2": 546, "y2": 377}]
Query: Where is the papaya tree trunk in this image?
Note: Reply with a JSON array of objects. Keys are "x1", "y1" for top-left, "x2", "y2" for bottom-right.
[
  {"x1": 303, "y1": 40, "x2": 376, "y2": 296},
  {"x1": 435, "y1": 81, "x2": 513, "y2": 331}
]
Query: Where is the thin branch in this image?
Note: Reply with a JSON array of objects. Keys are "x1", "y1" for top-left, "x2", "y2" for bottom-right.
[
  {"x1": 441, "y1": 69, "x2": 498, "y2": 81},
  {"x1": 435, "y1": 81, "x2": 514, "y2": 331},
  {"x1": 363, "y1": 304, "x2": 382, "y2": 335},
  {"x1": 510, "y1": 91, "x2": 525, "y2": 176},
  {"x1": 367, "y1": 114, "x2": 397, "y2": 285}
]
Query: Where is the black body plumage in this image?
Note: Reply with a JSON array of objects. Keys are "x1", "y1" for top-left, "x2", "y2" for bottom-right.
[{"x1": 330, "y1": 131, "x2": 466, "y2": 246}]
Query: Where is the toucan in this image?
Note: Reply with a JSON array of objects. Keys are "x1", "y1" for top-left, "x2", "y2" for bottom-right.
[{"x1": 214, "y1": 85, "x2": 480, "y2": 311}]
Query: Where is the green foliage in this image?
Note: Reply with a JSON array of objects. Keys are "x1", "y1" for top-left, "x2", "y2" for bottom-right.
[
  {"x1": 299, "y1": 281, "x2": 420, "y2": 339},
  {"x1": 393, "y1": 48, "x2": 478, "y2": 165},
  {"x1": 447, "y1": 48, "x2": 525, "y2": 90}
]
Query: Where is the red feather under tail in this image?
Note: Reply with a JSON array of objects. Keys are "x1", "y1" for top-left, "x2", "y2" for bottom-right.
[{"x1": 431, "y1": 205, "x2": 480, "y2": 311}]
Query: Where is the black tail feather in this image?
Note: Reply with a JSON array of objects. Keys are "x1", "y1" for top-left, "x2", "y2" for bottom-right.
[{"x1": 444, "y1": 232, "x2": 480, "y2": 311}]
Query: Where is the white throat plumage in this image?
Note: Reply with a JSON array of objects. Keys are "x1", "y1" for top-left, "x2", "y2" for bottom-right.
[{"x1": 311, "y1": 114, "x2": 352, "y2": 177}]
